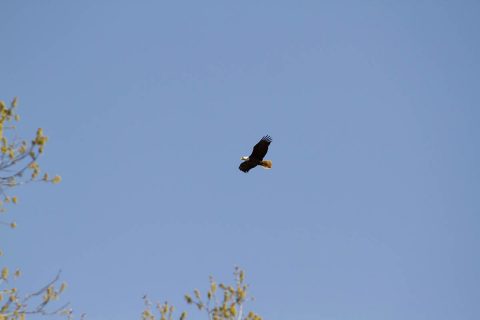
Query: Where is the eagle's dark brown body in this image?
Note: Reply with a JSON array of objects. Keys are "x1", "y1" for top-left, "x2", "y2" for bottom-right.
[{"x1": 239, "y1": 135, "x2": 272, "y2": 173}]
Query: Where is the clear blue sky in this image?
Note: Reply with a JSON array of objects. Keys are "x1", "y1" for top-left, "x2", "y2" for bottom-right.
[{"x1": 1, "y1": 1, "x2": 479, "y2": 319}]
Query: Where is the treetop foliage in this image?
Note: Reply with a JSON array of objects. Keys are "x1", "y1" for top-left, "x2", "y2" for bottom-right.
[
  {"x1": 0, "y1": 97, "x2": 69, "y2": 320},
  {"x1": 142, "y1": 267, "x2": 262, "y2": 320}
]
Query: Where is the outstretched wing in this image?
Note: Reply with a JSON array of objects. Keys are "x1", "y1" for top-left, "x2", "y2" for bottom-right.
[
  {"x1": 249, "y1": 135, "x2": 272, "y2": 160},
  {"x1": 239, "y1": 160, "x2": 257, "y2": 173}
]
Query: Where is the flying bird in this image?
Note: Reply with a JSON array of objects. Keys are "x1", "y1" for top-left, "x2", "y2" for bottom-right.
[{"x1": 239, "y1": 135, "x2": 273, "y2": 173}]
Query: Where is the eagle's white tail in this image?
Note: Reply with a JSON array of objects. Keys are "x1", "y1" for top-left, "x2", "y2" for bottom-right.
[{"x1": 260, "y1": 160, "x2": 272, "y2": 169}]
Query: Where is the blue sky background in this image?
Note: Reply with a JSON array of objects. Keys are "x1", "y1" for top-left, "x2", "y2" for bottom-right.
[{"x1": 1, "y1": 1, "x2": 479, "y2": 319}]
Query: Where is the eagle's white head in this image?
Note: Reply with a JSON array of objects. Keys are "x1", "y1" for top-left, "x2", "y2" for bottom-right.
[{"x1": 240, "y1": 156, "x2": 249, "y2": 161}]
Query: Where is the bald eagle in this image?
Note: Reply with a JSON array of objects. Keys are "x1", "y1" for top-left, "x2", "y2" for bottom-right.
[{"x1": 239, "y1": 135, "x2": 273, "y2": 173}]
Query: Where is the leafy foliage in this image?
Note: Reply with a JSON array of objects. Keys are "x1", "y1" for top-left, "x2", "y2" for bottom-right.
[
  {"x1": 0, "y1": 97, "x2": 60, "y2": 217},
  {"x1": 0, "y1": 97, "x2": 69, "y2": 319},
  {"x1": 142, "y1": 267, "x2": 262, "y2": 320},
  {"x1": 0, "y1": 270, "x2": 70, "y2": 320}
]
